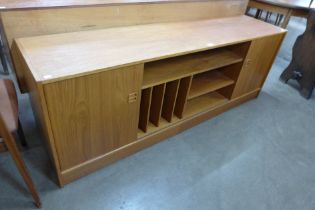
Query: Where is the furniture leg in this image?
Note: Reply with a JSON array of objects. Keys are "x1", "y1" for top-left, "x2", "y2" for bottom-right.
[
  {"x1": 0, "y1": 115, "x2": 41, "y2": 208},
  {"x1": 280, "y1": 61, "x2": 298, "y2": 83},
  {"x1": 265, "y1": 11, "x2": 269, "y2": 21},
  {"x1": 259, "y1": 9, "x2": 263, "y2": 18},
  {"x1": 246, "y1": 6, "x2": 250, "y2": 15},
  {"x1": 0, "y1": 139, "x2": 6, "y2": 152},
  {"x1": 275, "y1": 14, "x2": 280, "y2": 25},
  {"x1": 300, "y1": 85, "x2": 314, "y2": 99},
  {"x1": 278, "y1": 14, "x2": 284, "y2": 25},
  {"x1": 17, "y1": 119, "x2": 27, "y2": 147},
  {"x1": 281, "y1": 9, "x2": 292, "y2": 28},
  {"x1": 255, "y1": 9, "x2": 262, "y2": 18},
  {"x1": 0, "y1": 37, "x2": 9, "y2": 74},
  {"x1": 299, "y1": 77, "x2": 315, "y2": 99}
]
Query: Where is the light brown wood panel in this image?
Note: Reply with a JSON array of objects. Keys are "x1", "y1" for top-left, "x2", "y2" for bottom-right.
[
  {"x1": 162, "y1": 80, "x2": 180, "y2": 122},
  {"x1": 11, "y1": 41, "x2": 64, "y2": 185},
  {"x1": 8, "y1": 3, "x2": 286, "y2": 185},
  {"x1": 226, "y1": 41, "x2": 251, "y2": 58},
  {"x1": 188, "y1": 70, "x2": 235, "y2": 100},
  {"x1": 43, "y1": 65, "x2": 143, "y2": 171},
  {"x1": 143, "y1": 49, "x2": 243, "y2": 88},
  {"x1": 2, "y1": 0, "x2": 248, "y2": 93},
  {"x1": 174, "y1": 76, "x2": 192, "y2": 118},
  {"x1": 185, "y1": 92, "x2": 228, "y2": 117},
  {"x1": 0, "y1": 0, "x2": 224, "y2": 9},
  {"x1": 215, "y1": 62, "x2": 245, "y2": 99},
  {"x1": 10, "y1": 42, "x2": 29, "y2": 93},
  {"x1": 252, "y1": 0, "x2": 314, "y2": 10},
  {"x1": 149, "y1": 84, "x2": 166, "y2": 126},
  {"x1": 1, "y1": 0, "x2": 247, "y2": 47},
  {"x1": 61, "y1": 89, "x2": 260, "y2": 184},
  {"x1": 138, "y1": 115, "x2": 181, "y2": 138},
  {"x1": 13, "y1": 16, "x2": 285, "y2": 85},
  {"x1": 138, "y1": 87, "x2": 153, "y2": 132},
  {"x1": 232, "y1": 34, "x2": 285, "y2": 98}
]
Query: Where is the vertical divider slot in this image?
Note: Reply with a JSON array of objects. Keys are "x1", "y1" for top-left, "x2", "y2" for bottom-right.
[
  {"x1": 149, "y1": 83, "x2": 166, "y2": 126},
  {"x1": 174, "y1": 76, "x2": 193, "y2": 118},
  {"x1": 138, "y1": 87, "x2": 153, "y2": 132},
  {"x1": 162, "y1": 80, "x2": 180, "y2": 122}
]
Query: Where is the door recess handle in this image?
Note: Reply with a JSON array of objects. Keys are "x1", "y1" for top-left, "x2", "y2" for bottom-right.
[
  {"x1": 128, "y1": 92, "x2": 137, "y2": 103},
  {"x1": 245, "y1": 59, "x2": 252, "y2": 67}
]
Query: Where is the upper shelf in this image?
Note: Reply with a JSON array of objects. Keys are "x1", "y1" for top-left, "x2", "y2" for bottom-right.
[
  {"x1": 15, "y1": 15, "x2": 286, "y2": 83},
  {"x1": 143, "y1": 49, "x2": 241, "y2": 88}
]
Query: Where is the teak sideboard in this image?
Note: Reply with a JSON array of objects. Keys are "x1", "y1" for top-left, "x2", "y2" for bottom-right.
[{"x1": 3, "y1": 0, "x2": 286, "y2": 186}]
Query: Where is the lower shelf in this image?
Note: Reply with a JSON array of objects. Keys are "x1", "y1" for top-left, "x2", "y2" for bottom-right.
[
  {"x1": 138, "y1": 116, "x2": 180, "y2": 138},
  {"x1": 185, "y1": 92, "x2": 228, "y2": 117},
  {"x1": 188, "y1": 70, "x2": 234, "y2": 100},
  {"x1": 138, "y1": 92, "x2": 228, "y2": 138}
]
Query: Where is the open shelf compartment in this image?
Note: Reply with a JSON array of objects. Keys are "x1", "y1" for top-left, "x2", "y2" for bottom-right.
[
  {"x1": 142, "y1": 48, "x2": 243, "y2": 89},
  {"x1": 138, "y1": 41, "x2": 251, "y2": 138},
  {"x1": 185, "y1": 92, "x2": 228, "y2": 117},
  {"x1": 137, "y1": 76, "x2": 192, "y2": 137},
  {"x1": 188, "y1": 70, "x2": 234, "y2": 100}
]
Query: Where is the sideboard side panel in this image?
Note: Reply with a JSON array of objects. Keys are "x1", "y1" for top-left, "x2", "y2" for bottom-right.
[{"x1": 11, "y1": 41, "x2": 64, "y2": 185}]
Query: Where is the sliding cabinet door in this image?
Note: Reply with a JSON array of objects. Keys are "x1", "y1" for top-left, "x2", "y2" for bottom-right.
[
  {"x1": 44, "y1": 65, "x2": 143, "y2": 171},
  {"x1": 232, "y1": 34, "x2": 285, "y2": 98}
]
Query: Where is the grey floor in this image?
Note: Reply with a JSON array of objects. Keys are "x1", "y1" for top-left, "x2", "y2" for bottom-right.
[{"x1": 1, "y1": 17, "x2": 315, "y2": 210}]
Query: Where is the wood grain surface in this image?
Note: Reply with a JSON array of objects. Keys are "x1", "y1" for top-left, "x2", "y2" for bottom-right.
[
  {"x1": 14, "y1": 16, "x2": 285, "y2": 84},
  {"x1": 43, "y1": 65, "x2": 143, "y2": 170},
  {"x1": 0, "y1": 0, "x2": 231, "y2": 10}
]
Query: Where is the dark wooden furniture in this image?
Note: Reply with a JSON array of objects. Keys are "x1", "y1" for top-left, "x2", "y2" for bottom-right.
[
  {"x1": 0, "y1": 40, "x2": 9, "y2": 74},
  {"x1": 248, "y1": 0, "x2": 314, "y2": 28},
  {"x1": 280, "y1": 9, "x2": 315, "y2": 98},
  {"x1": 0, "y1": 79, "x2": 41, "y2": 208}
]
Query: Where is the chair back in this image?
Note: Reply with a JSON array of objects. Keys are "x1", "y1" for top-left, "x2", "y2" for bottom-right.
[
  {"x1": 0, "y1": 79, "x2": 19, "y2": 134},
  {"x1": 0, "y1": 113, "x2": 9, "y2": 152}
]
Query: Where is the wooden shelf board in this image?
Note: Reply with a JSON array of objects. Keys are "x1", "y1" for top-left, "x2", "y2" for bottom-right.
[
  {"x1": 142, "y1": 49, "x2": 242, "y2": 88},
  {"x1": 185, "y1": 92, "x2": 228, "y2": 117},
  {"x1": 137, "y1": 115, "x2": 180, "y2": 138},
  {"x1": 188, "y1": 71, "x2": 234, "y2": 100}
]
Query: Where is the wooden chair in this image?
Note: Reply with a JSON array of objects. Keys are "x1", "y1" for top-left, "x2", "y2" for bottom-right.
[
  {"x1": 280, "y1": 9, "x2": 315, "y2": 99},
  {"x1": 0, "y1": 79, "x2": 41, "y2": 208},
  {"x1": 0, "y1": 34, "x2": 9, "y2": 74}
]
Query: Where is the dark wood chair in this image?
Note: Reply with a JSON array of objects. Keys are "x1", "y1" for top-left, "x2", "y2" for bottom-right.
[
  {"x1": 0, "y1": 79, "x2": 41, "y2": 208},
  {"x1": 280, "y1": 9, "x2": 315, "y2": 99},
  {"x1": 0, "y1": 33, "x2": 9, "y2": 74}
]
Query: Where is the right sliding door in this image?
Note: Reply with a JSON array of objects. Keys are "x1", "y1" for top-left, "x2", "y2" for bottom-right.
[{"x1": 232, "y1": 34, "x2": 285, "y2": 98}]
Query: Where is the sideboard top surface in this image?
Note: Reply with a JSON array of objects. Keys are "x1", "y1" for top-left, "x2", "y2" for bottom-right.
[
  {"x1": 15, "y1": 15, "x2": 286, "y2": 83},
  {"x1": 0, "y1": 0, "x2": 214, "y2": 10}
]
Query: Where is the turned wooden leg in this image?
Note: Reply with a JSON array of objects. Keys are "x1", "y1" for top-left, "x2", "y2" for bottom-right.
[
  {"x1": 281, "y1": 9, "x2": 292, "y2": 28},
  {"x1": 280, "y1": 61, "x2": 297, "y2": 83},
  {"x1": 278, "y1": 14, "x2": 284, "y2": 25},
  {"x1": 275, "y1": 14, "x2": 280, "y2": 25},
  {"x1": 299, "y1": 77, "x2": 315, "y2": 99},
  {"x1": 0, "y1": 115, "x2": 41, "y2": 208},
  {"x1": 300, "y1": 86, "x2": 314, "y2": 99},
  {"x1": 0, "y1": 38, "x2": 9, "y2": 75},
  {"x1": 245, "y1": 6, "x2": 250, "y2": 15},
  {"x1": 255, "y1": 9, "x2": 262, "y2": 19},
  {"x1": 17, "y1": 119, "x2": 27, "y2": 147}
]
